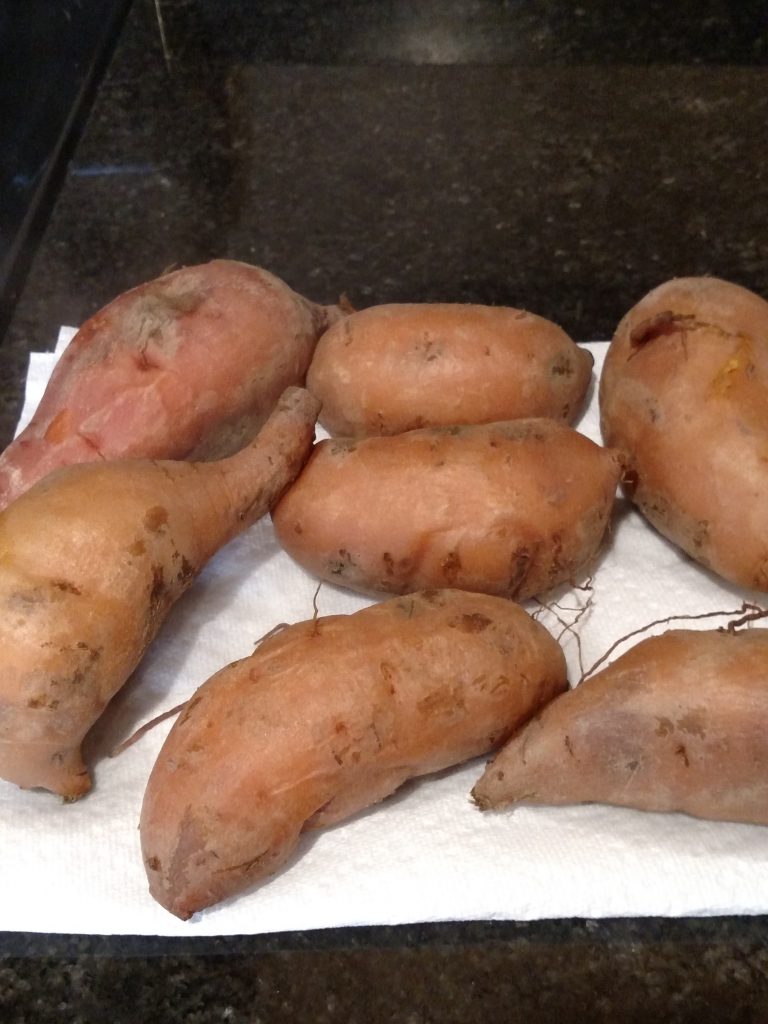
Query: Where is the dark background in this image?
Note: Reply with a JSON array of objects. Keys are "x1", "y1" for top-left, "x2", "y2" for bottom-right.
[{"x1": 1, "y1": 1, "x2": 768, "y2": 1020}]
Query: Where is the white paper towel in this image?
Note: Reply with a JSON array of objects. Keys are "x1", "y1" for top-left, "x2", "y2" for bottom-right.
[{"x1": 2, "y1": 328, "x2": 767, "y2": 936}]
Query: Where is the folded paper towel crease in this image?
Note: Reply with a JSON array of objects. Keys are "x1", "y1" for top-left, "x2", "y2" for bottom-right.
[{"x1": 2, "y1": 326, "x2": 767, "y2": 937}]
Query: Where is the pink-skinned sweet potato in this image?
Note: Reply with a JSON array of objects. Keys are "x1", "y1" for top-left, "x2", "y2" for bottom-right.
[
  {"x1": 472, "y1": 627, "x2": 768, "y2": 825},
  {"x1": 0, "y1": 386, "x2": 319, "y2": 799},
  {"x1": 0, "y1": 260, "x2": 341, "y2": 511},
  {"x1": 140, "y1": 589, "x2": 567, "y2": 919}
]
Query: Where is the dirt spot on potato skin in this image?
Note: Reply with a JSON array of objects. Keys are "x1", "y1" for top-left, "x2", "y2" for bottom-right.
[{"x1": 129, "y1": 539, "x2": 147, "y2": 556}]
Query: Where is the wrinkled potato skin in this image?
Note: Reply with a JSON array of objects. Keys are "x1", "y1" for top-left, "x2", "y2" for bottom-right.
[
  {"x1": 140, "y1": 589, "x2": 568, "y2": 919},
  {"x1": 307, "y1": 302, "x2": 594, "y2": 436},
  {"x1": 472, "y1": 628, "x2": 768, "y2": 825},
  {"x1": 272, "y1": 420, "x2": 622, "y2": 601},
  {"x1": 600, "y1": 276, "x2": 768, "y2": 590}
]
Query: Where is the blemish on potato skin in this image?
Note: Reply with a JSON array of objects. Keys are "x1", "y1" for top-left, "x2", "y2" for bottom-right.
[
  {"x1": 452, "y1": 612, "x2": 492, "y2": 633},
  {"x1": 655, "y1": 717, "x2": 674, "y2": 737},
  {"x1": 564, "y1": 734, "x2": 575, "y2": 757},
  {"x1": 677, "y1": 709, "x2": 706, "y2": 738},
  {"x1": 328, "y1": 548, "x2": 357, "y2": 577},
  {"x1": 329, "y1": 439, "x2": 358, "y2": 456},
  {"x1": 675, "y1": 743, "x2": 690, "y2": 767},
  {"x1": 176, "y1": 556, "x2": 197, "y2": 587},
  {"x1": 507, "y1": 546, "x2": 532, "y2": 597},
  {"x1": 51, "y1": 579, "x2": 81, "y2": 595},
  {"x1": 441, "y1": 550, "x2": 462, "y2": 583},
  {"x1": 129, "y1": 538, "x2": 146, "y2": 556},
  {"x1": 629, "y1": 311, "x2": 697, "y2": 349},
  {"x1": 144, "y1": 506, "x2": 169, "y2": 532},
  {"x1": 550, "y1": 357, "x2": 574, "y2": 377}
]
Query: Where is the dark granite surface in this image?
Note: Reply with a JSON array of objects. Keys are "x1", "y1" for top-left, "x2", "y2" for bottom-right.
[
  {"x1": 2, "y1": 0, "x2": 768, "y2": 1018},
  {"x1": 0, "y1": 0, "x2": 130, "y2": 341}
]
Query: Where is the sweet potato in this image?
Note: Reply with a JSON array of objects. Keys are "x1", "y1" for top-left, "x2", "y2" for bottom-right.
[
  {"x1": 0, "y1": 387, "x2": 319, "y2": 798},
  {"x1": 140, "y1": 588, "x2": 568, "y2": 918},
  {"x1": 472, "y1": 627, "x2": 768, "y2": 825},
  {"x1": 272, "y1": 419, "x2": 623, "y2": 601},
  {"x1": 600, "y1": 275, "x2": 768, "y2": 591},
  {"x1": 306, "y1": 302, "x2": 594, "y2": 436},
  {"x1": 0, "y1": 260, "x2": 340, "y2": 511}
]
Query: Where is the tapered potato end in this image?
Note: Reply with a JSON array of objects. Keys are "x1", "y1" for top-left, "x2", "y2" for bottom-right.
[{"x1": 0, "y1": 738, "x2": 91, "y2": 799}]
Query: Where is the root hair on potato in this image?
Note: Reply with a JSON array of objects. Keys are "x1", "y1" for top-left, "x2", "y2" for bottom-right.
[
  {"x1": 532, "y1": 578, "x2": 594, "y2": 680},
  {"x1": 110, "y1": 700, "x2": 190, "y2": 758},
  {"x1": 579, "y1": 600, "x2": 768, "y2": 685}
]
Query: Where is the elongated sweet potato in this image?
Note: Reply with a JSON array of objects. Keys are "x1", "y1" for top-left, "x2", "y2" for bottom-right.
[
  {"x1": 600, "y1": 276, "x2": 768, "y2": 590},
  {"x1": 0, "y1": 387, "x2": 320, "y2": 798},
  {"x1": 140, "y1": 589, "x2": 568, "y2": 919},
  {"x1": 272, "y1": 419, "x2": 623, "y2": 600},
  {"x1": 0, "y1": 260, "x2": 340, "y2": 511},
  {"x1": 472, "y1": 627, "x2": 768, "y2": 825},
  {"x1": 306, "y1": 302, "x2": 594, "y2": 435}
]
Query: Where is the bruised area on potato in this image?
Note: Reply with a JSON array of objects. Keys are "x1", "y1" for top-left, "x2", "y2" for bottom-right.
[{"x1": 139, "y1": 589, "x2": 567, "y2": 919}]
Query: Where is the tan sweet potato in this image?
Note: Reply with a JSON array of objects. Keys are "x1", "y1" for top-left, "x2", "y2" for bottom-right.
[
  {"x1": 272, "y1": 419, "x2": 623, "y2": 600},
  {"x1": 472, "y1": 627, "x2": 768, "y2": 825},
  {"x1": 140, "y1": 589, "x2": 568, "y2": 919},
  {"x1": 306, "y1": 302, "x2": 594, "y2": 436},
  {"x1": 600, "y1": 275, "x2": 768, "y2": 590},
  {"x1": 0, "y1": 387, "x2": 319, "y2": 798},
  {"x1": 0, "y1": 260, "x2": 340, "y2": 511}
]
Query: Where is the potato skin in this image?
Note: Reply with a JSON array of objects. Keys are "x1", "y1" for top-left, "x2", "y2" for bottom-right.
[
  {"x1": 272, "y1": 419, "x2": 622, "y2": 601},
  {"x1": 0, "y1": 388, "x2": 319, "y2": 798},
  {"x1": 0, "y1": 260, "x2": 340, "y2": 510},
  {"x1": 306, "y1": 302, "x2": 594, "y2": 436},
  {"x1": 140, "y1": 589, "x2": 568, "y2": 919},
  {"x1": 600, "y1": 276, "x2": 768, "y2": 590},
  {"x1": 472, "y1": 628, "x2": 768, "y2": 825}
]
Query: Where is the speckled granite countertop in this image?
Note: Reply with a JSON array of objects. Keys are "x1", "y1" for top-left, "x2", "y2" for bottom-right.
[{"x1": 2, "y1": 1, "x2": 768, "y2": 1019}]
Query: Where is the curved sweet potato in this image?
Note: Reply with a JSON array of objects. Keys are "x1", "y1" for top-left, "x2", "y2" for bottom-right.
[
  {"x1": 0, "y1": 260, "x2": 340, "y2": 510},
  {"x1": 140, "y1": 589, "x2": 568, "y2": 919},
  {"x1": 0, "y1": 387, "x2": 319, "y2": 798},
  {"x1": 272, "y1": 419, "x2": 623, "y2": 601},
  {"x1": 306, "y1": 302, "x2": 594, "y2": 435},
  {"x1": 600, "y1": 275, "x2": 768, "y2": 590},
  {"x1": 472, "y1": 627, "x2": 768, "y2": 825}
]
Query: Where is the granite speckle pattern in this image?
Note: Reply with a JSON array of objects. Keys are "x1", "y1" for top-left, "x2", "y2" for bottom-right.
[{"x1": 2, "y1": 0, "x2": 768, "y2": 1017}]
